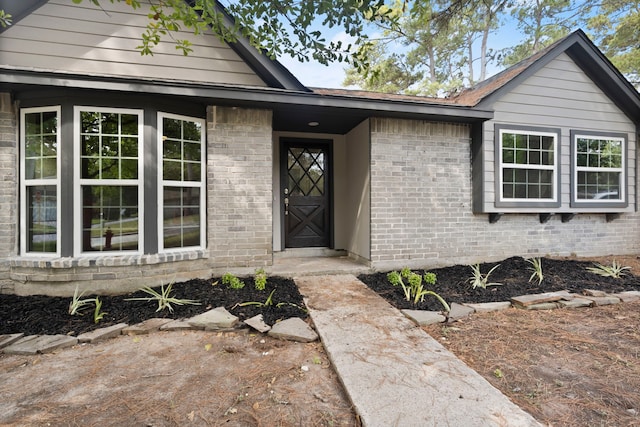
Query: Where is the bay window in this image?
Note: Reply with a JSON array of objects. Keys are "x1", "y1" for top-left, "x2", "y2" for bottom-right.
[{"x1": 20, "y1": 103, "x2": 205, "y2": 257}]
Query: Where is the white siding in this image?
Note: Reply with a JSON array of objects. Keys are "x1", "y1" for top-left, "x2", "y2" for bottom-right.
[
  {"x1": 0, "y1": 0, "x2": 267, "y2": 87},
  {"x1": 481, "y1": 53, "x2": 637, "y2": 213}
]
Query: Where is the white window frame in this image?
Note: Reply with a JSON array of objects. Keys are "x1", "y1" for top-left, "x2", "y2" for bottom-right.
[
  {"x1": 572, "y1": 132, "x2": 626, "y2": 205},
  {"x1": 497, "y1": 127, "x2": 559, "y2": 204},
  {"x1": 157, "y1": 112, "x2": 206, "y2": 252},
  {"x1": 20, "y1": 106, "x2": 61, "y2": 257},
  {"x1": 73, "y1": 106, "x2": 144, "y2": 256}
]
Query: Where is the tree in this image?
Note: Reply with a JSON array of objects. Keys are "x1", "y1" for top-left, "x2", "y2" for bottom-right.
[
  {"x1": 344, "y1": 0, "x2": 508, "y2": 95},
  {"x1": 586, "y1": 0, "x2": 640, "y2": 87},
  {"x1": 63, "y1": 0, "x2": 401, "y2": 69},
  {"x1": 498, "y1": 0, "x2": 577, "y2": 67}
]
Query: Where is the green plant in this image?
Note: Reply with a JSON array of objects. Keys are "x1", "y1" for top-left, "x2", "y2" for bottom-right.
[
  {"x1": 68, "y1": 286, "x2": 94, "y2": 316},
  {"x1": 236, "y1": 289, "x2": 277, "y2": 308},
  {"x1": 526, "y1": 257, "x2": 544, "y2": 285},
  {"x1": 125, "y1": 282, "x2": 200, "y2": 313},
  {"x1": 93, "y1": 297, "x2": 106, "y2": 324},
  {"x1": 468, "y1": 263, "x2": 502, "y2": 289},
  {"x1": 387, "y1": 269, "x2": 450, "y2": 311},
  {"x1": 222, "y1": 272, "x2": 245, "y2": 289},
  {"x1": 254, "y1": 268, "x2": 267, "y2": 291},
  {"x1": 586, "y1": 260, "x2": 631, "y2": 278}
]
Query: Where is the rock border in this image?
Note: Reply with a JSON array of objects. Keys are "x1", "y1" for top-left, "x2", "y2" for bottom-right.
[
  {"x1": 402, "y1": 290, "x2": 640, "y2": 326},
  {"x1": 0, "y1": 307, "x2": 317, "y2": 355}
]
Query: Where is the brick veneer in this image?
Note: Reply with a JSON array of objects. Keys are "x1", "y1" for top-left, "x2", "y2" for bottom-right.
[{"x1": 369, "y1": 117, "x2": 640, "y2": 271}]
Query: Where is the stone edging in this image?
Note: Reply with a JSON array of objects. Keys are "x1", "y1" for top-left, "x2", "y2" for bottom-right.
[
  {"x1": 0, "y1": 307, "x2": 317, "y2": 356},
  {"x1": 401, "y1": 289, "x2": 640, "y2": 326}
]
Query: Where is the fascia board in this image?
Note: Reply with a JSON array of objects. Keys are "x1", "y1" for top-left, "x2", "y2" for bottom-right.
[{"x1": 0, "y1": 68, "x2": 493, "y2": 121}]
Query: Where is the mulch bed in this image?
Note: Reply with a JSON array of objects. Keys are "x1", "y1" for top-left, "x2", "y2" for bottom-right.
[
  {"x1": 4, "y1": 256, "x2": 640, "y2": 338},
  {"x1": 0, "y1": 276, "x2": 307, "y2": 336},
  {"x1": 358, "y1": 256, "x2": 640, "y2": 311}
]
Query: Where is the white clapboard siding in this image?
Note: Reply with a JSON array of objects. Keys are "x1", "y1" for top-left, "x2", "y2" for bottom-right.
[
  {"x1": 481, "y1": 53, "x2": 637, "y2": 213},
  {"x1": 0, "y1": 0, "x2": 267, "y2": 87}
]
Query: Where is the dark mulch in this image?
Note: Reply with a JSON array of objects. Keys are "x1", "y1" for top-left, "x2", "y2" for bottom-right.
[
  {"x1": 358, "y1": 256, "x2": 640, "y2": 311},
  {"x1": 0, "y1": 276, "x2": 307, "y2": 336}
]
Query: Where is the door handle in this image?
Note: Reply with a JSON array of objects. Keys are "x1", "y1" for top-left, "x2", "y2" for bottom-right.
[{"x1": 284, "y1": 197, "x2": 289, "y2": 215}]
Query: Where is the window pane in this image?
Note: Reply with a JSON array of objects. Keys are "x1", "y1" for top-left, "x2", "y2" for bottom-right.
[
  {"x1": 164, "y1": 140, "x2": 181, "y2": 160},
  {"x1": 102, "y1": 113, "x2": 118, "y2": 134},
  {"x1": 23, "y1": 111, "x2": 58, "y2": 181},
  {"x1": 80, "y1": 110, "x2": 140, "y2": 180},
  {"x1": 27, "y1": 185, "x2": 57, "y2": 253},
  {"x1": 576, "y1": 171, "x2": 621, "y2": 200},
  {"x1": 163, "y1": 118, "x2": 181, "y2": 139},
  {"x1": 121, "y1": 137, "x2": 138, "y2": 157},
  {"x1": 81, "y1": 185, "x2": 138, "y2": 252},
  {"x1": 183, "y1": 163, "x2": 201, "y2": 182},
  {"x1": 163, "y1": 160, "x2": 181, "y2": 181},
  {"x1": 163, "y1": 187, "x2": 201, "y2": 249},
  {"x1": 121, "y1": 114, "x2": 138, "y2": 135}
]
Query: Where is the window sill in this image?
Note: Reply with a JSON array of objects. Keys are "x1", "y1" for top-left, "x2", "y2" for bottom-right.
[{"x1": 9, "y1": 249, "x2": 209, "y2": 269}]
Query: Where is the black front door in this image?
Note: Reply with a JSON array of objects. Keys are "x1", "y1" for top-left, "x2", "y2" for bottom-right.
[{"x1": 281, "y1": 140, "x2": 331, "y2": 248}]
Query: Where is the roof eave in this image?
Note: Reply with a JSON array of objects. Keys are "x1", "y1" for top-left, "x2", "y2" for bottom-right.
[{"x1": 0, "y1": 68, "x2": 493, "y2": 122}]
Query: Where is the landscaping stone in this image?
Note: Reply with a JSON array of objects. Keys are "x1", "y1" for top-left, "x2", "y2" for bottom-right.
[
  {"x1": 463, "y1": 301, "x2": 512, "y2": 313},
  {"x1": 401, "y1": 309, "x2": 446, "y2": 326},
  {"x1": 447, "y1": 302, "x2": 475, "y2": 322},
  {"x1": 244, "y1": 314, "x2": 271, "y2": 333},
  {"x1": 583, "y1": 289, "x2": 607, "y2": 297},
  {"x1": 611, "y1": 291, "x2": 640, "y2": 303},
  {"x1": 581, "y1": 295, "x2": 621, "y2": 306},
  {"x1": 188, "y1": 307, "x2": 239, "y2": 330},
  {"x1": 511, "y1": 291, "x2": 568, "y2": 307},
  {"x1": 558, "y1": 297, "x2": 593, "y2": 309},
  {"x1": 77, "y1": 323, "x2": 128, "y2": 343},
  {"x1": 160, "y1": 319, "x2": 199, "y2": 331},
  {"x1": 123, "y1": 318, "x2": 173, "y2": 335},
  {"x1": 0, "y1": 333, "x2": 24, "y2": 350},
  {"x1": 3, "y1": 335, "x2": 78, "y2": 355},
  {"x1": 268, "y1": 318, "x2": 318, "y2": 342},
  {"x1": 521, "y1": 302, "x2": 560, "y2": 310}
]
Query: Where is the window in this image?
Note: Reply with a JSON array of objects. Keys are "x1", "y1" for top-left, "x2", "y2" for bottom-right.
[
  {"x1": 20, "y1": 107, "x2": 60, "y2": 255},
  {"x1": 496, "y1": 126, "x2": 559, "y2": 206},
  {"x1": 572, "y1": 131, "x2": 626, "y2": 206},
  {"x1": 20, "y1": 103, "x2": 206, "y2": 258},
  {"x1": 74, "y1": 107, "x2": 143, "y2": 254},
  {"x1": 158, "y1": 113, "x2": 205, "y2": 250}
]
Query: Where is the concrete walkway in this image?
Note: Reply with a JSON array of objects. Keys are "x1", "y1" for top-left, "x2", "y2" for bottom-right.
[{"x1": 295, "y1": 274, "x2": 542, "y2": 427}]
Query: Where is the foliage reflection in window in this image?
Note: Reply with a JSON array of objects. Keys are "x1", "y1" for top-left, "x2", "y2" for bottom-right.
[
  {"x1": 78, "y1": 108, "x2": 142, "y2": 253},
  {"x1": 160, "y1": 114, "x2": 204, "y2": 250},
  {"x1": 22, "y1": 108, "x2": 59, "y2": 254}
]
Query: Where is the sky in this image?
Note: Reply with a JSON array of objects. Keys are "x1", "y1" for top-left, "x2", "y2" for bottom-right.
[{"x1": 276, "y1": 17, "x2": 525, "y2": 89}]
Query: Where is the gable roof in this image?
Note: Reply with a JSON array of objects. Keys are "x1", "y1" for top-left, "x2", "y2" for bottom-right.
[
  {"x1": 0, "y1": 0, "x2": 307, "y2": 91},
  {"x1": 453, "y1": 30, "x2": 640, "y2": 124}
]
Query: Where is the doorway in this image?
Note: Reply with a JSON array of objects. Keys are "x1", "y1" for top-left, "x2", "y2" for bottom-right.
[{"x1": 280, "y1": 139, "x2": 332, "y2": 248}]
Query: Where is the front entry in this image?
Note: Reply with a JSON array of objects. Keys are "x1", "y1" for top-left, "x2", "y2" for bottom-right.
[{"x1": 281, "y1": 139, "x2": 332, "y2": 248}]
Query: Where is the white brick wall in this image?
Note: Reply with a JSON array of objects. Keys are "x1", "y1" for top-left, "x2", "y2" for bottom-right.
[{"x1": 370, "y1": 117, "x2": 640, "y2": 271}]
